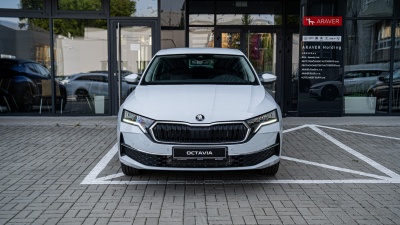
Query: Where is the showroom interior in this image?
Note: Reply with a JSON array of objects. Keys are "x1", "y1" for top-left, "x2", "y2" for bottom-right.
[{"x1": 0, "y1": 0, "x2": 399, "y2": 116}]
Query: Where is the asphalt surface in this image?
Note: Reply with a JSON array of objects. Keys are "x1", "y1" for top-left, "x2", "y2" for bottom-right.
[{"x1": 0, "y1": 116, "x2": 400, "y2": 225}]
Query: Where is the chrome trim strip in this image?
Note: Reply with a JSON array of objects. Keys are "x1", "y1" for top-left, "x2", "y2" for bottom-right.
[{"x1": 149, "y1": 121, "x2": 251, "y2": 144}]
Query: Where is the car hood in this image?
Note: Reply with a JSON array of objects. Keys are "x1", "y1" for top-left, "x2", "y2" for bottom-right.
[{"x1": 121, "y1": 85, "x2": 277, "y2": 123}]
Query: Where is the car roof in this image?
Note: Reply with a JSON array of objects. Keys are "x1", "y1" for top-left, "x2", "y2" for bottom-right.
[
  {"x1": 155, "y1": 48, "x2": 245, "y2": 56},
  {"x1": 69, "y1": 73, "x2": 107, "y2": 78}
]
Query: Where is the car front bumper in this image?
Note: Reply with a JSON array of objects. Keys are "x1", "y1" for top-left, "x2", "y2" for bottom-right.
[
  {"x1": 309, "y1": 87, "x2": 322, "y2": 97},
  {"x1": 118, "y1": 122, "x2": 282, "y2": 171}
]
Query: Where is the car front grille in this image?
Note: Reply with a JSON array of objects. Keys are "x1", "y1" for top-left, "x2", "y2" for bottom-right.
[
  {"x1": 120, "y1": 137, "x2": 280, "y2": 168},
  {"x1": 150, "y1": 122, "x2": 249, "y2": 144}
]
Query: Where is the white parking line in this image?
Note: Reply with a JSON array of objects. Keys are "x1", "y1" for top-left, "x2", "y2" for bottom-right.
[
  {"x1": 81, "y1": 125, "x2": 400, "y2": 185},
  {"x1": 281, "y1": 156, "x2": 391, "y2": 180},
  {"x1": 310, "y1": 125, "x2": 400, "y2": 179}
]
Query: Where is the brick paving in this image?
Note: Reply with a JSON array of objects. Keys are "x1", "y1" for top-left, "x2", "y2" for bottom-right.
[{"x1": 0, "y1": 116, "x2": 399, "y2": 225}]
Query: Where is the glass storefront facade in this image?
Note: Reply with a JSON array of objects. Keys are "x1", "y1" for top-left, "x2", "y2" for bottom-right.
[
  {"x1": 0, "y1": 0, "x2": 399, "y2": 116},
  {"x1": 0, "y1": 0, "x2": 157, "y2": 115},
  {"x1": 344, "y1": 0, "x2": 399, "y2": 114}
]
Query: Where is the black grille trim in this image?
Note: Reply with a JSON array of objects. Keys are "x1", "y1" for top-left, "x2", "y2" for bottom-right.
[
  {"x1": 120, "y1": 142, "x2": 279, "y2": 168},
  {"x1": 149, "y1": 122, "x2": 250, "y2": 144}
]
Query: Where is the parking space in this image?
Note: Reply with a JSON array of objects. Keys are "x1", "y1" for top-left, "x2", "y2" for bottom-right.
[
  {"x1": 82, "y1": 124, "x2": 400, "y2": 185},
  {"x1": 1, "y1": 117, "x2": 400, "y2": 224}
]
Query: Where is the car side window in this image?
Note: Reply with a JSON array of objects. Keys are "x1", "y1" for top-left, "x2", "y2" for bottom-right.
[
  {"x1": 93, "y1": 76, "x2": 105, "y2": 82},
  {"x1": 26, "y1": 63, "x2": 40, "y2": 74},
  {"x1": 393, "y1": 70, "x2": 400, "y2": 80},
  {"x1": 35, "y1": 64, "x2": 51, "y2": 78},
  {"x1": 345, "y1": 72, "x2": 362, "y2": 79},
  {"x1": 91, "y1": 76, "x2": 99, "y2": 82},
  {"x1": 366, "y1": 71, "x2": 381, "y2": 77},
  {"x1": 76, "y1": 76, "x2": 90, "y2": 81}
]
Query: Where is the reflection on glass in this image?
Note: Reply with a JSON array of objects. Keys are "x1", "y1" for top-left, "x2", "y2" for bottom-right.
[
  {"x1": 347, "y1": 0, "x2": 393, "y2": 17},
  {"x1": 189, "y1": 14, "x2": 214, "y2": 25},
  {"x1": 390, "y1": 70, "x2": 400, "y2": 111},
  {"x1": 110, "y1": 0, "x2": 157, "y2": 17},
  {"x1": 221, "y1": 32, "x2": 240, "y2": 49},
  {"x1": 58, "y1": 0, "x2": 101, "y2": 11},
  {"x1": 0, "y1": 0, "x2": 43, "y2": 10},
  {"x1": 344, "y1": 20, "x2": 391, "y2": 114},
  {"x1": 0, "y1": 17, "x2": 56, "y2": 114},
  {"x1": 189, "y1": 27, "x2": 214, "y2": 48},
  {"x1": 215, "y1": 0, "x2": 281, "y2": 15},
  {"x1": 286, "y1": 0, "x2": 300, "y2": 26},
  {"x1": 110, "y1": 0, "x2": 136, "y2": 16},
  {"x1": 161, "y1": 0, "x2": 185, "y2": 49},
  {"x1": 395, "y1": 21, "x2": 400, "y2": 67},
  {"x1": 161, "y1": 0, "x2": 185, "y2": 28},
  {"x1": 290, "y1": 34, "x2": 300, "y2": 111},
  {"x1": 188, "y1": 1, "x2": 214, "y2": 14},
  {"x1": 246, "y1": 32, "x2": 275, "y2": 75},
  {"x1": 369, "y1": 70, "x2": 400, "y2": 112},
  {"x1": 391, "y1": 21, "x2": 400, "y2": 111},
  {"x1": 54, "y1": 19, "x2": 108, "y2": 114},
  {"x1": 117, "y1": 26, "x2": 152, "y2": 104},
  {"x1": 216, "y1": 14, "x2": 279, "y2": 25},
  {"x1": 287, "y1": 15, "x2": 300, "y2": 26},
  {"x1": 161, "y1": 30, "x2": 185, "y2": 49},
  {"x1": 118, "y1": 26, "x2": 152, "y2": 74},
  {"x1": 246, "y1": 32, "x2": 276, "y2": 98}
]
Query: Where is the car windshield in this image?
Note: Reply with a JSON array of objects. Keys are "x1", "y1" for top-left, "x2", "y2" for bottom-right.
[
  {"x1": 141, "y1": 54, "x2": 259, "y2": 85},
  {"x1": 382, "y1": 70, "x2": 400, "y2": 81}
]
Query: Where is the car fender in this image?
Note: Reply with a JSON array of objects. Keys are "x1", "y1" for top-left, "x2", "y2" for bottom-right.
[{"x1": 12, "y1": 75, "x2": 35, "y2": 84}]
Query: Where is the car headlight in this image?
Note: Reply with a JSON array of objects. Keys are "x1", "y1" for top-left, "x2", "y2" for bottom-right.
[
  {"x1": 246, "y1": 110, "x2": 278, "y2": 133},
  {"x1": 122, "y1": 110, "x2": 154, "y2": 133}
]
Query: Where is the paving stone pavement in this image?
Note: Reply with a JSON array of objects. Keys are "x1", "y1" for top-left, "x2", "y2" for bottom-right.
[{"x1": 0, "y1": 116, "x2": 400, "y2": 225}]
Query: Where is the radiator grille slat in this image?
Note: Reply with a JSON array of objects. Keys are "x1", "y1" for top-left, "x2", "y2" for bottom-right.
[{"x1": 151, "y1": 123, "x2": 248, "y2": 143}]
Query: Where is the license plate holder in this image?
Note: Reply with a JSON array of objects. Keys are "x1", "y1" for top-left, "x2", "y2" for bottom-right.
[{"x1": 172, "y1": 147, "x2": 227, "y2": 160}]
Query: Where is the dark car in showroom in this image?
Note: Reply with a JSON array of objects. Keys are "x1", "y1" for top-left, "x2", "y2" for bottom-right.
[
  {"x1": 367, "y1": 69, "x2": 400, "y2": 110},
  {"x1": 0, "y1": 58, "x2": 67, "y2": 112}
]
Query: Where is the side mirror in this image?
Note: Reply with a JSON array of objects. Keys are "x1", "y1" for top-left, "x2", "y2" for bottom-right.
[
  {"x1": 125, "y1": 74, "x2": 139, "y2": 84},
  {"x1": 261, "y1": 73, "x2": 277, "y2": 83}
]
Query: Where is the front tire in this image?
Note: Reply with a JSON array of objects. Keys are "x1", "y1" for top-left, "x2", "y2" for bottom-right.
[
  {"x1": 259, "y1": 162, "x2": 280, "y2": 175},
  {"x1": 121, "y1": 162, "x2": 141, "y2": 176},
  {"x1": 75, "y1": 88, "x2": 89, "y2": 100},
  {"x1": 15, "y1": 85, "x2": 34, "y2": 112}
]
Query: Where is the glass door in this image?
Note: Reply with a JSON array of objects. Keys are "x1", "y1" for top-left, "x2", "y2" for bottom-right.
[
  {"x1": 285, "y1": 31, "x2": 300, "y2": 115},
  {"x1": 111, "y1": 20, "x2": 157, "y2": 114},
  {"x1": 217, "y1": 30, "x2": 242, "y2": 50},
  {"x1": 215, "y1": 28, "x2": 278, "y2": 98}
]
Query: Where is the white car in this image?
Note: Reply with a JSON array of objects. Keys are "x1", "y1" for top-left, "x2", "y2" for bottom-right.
[
  {"x1": 344, "y1": 69, "x2": 386, "y2": 95},
  {"x1": 61, "y1": 72, "x2": 135, "y2": 100},
  {"x1": 117, "y1": 48, "x2": 283, "y2": 175}
]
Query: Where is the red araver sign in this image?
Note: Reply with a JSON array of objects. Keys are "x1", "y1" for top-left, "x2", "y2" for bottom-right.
[{"x1": 302, "y1": 16, "x2": 342, "y2": 26}]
